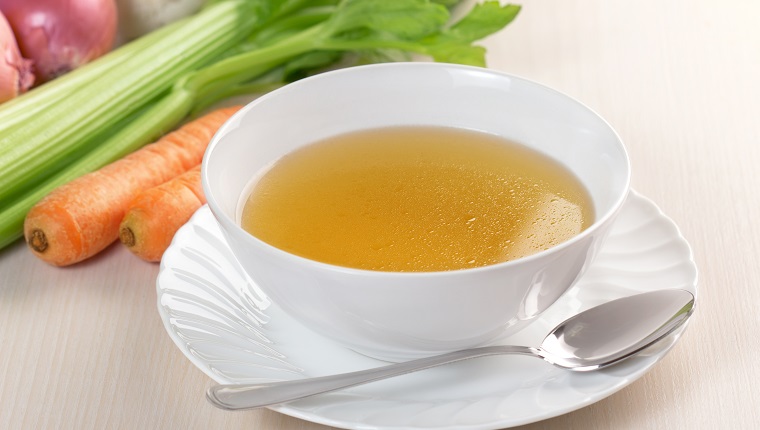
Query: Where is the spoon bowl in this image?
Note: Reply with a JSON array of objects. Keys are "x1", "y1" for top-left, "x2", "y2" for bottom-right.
[{"x1": 207, "y1": 289, "x2": 695, "y2": 410}]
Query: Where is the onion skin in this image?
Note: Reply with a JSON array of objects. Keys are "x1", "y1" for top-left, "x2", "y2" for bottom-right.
[
  {"x1": 0, "y1": 0, "x2": 118, "y2": 83},
  {"x1": 0, "y1": 10, "x2": 33, "y2": 102}
]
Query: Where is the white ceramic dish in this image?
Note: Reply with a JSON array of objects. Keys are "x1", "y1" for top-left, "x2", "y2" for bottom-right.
[
  {"x1": 157, "y1": 190, "x2": 697, "y2": 429},
  {"x1": 202, "y1": 62, "x2": 631, "y2": 360}
]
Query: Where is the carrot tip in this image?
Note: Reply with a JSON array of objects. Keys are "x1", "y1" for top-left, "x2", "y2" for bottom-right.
[
  {"x1": 119, "y1": 227, "x2": 136, "y2": 247},
  {"x1": 28, "y1": 229, "x2": 49, "y2": 253}
]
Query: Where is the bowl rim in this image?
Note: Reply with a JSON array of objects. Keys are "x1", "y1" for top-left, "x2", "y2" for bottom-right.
[{"x1": 202, "y1": 62, "x2": 632, "y2": 278}]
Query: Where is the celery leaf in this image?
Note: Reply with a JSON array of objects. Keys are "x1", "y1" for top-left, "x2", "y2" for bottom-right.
[
  {"x1": 422, "y1": 2, "x2": 521, "y2": 66},
  {"x1": 326, "y1": 0, "x2": 450, "y2": 41}
]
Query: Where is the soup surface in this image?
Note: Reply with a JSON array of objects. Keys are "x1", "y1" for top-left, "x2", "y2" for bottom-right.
[{"x1": 241, "y1": 126, "x2": 593, "y2": 272}]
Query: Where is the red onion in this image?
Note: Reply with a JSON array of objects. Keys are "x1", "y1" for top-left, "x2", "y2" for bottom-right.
[
  {"x1": 0, "y1": 10, "x2": 33, "y2": 102},
  {"x1": 0, "y1": 0, "x2": 118, "y2": 83}
]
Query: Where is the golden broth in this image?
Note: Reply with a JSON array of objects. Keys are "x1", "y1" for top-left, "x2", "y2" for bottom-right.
[{"x1": 241, "y1": 126, "x2": 594, "y2": 272}]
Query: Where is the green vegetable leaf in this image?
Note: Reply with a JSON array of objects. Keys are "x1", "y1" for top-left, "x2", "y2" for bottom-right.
[
  {"x1": 326, "y1": 0, "x2": 450, "y2": 41},
  {"x1": 442, "y1": 1, "x2": 521, "y2": 43},
  {"x1": 422, "y1": 2, "x2": 521, "y2": 66},
  {"x1": 427, "y1": 44, "x2": 488, "y2": 66},
  {"x1": 430, "y1": 0, "x2": 461, "y2": 8},
  {"x1": 282, "y1": 51, "x2": 344, "y2": 80}
]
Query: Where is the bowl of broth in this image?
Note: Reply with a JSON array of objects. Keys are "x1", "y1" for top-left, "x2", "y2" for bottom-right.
[{"x1": 202, "y1": 63, "x2": 630, "y2": 361}]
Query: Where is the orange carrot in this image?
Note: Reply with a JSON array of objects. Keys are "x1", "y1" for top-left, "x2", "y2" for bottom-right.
[
  {"x1": 119, "y1": 165, "x2": 205, "y2": 262},
  {"x1": 24, "y1": 106, "x2": 241, "y2": 266}
]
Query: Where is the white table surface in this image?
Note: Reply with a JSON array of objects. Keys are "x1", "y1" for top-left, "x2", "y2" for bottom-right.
[{"x1": 2, "y1": 0, "x2": 759, "y2": 428}]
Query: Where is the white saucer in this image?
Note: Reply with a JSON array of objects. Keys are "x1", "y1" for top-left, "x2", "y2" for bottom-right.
[{"x1": 157, "y1": 190, "x2": 698, "y2": 429}]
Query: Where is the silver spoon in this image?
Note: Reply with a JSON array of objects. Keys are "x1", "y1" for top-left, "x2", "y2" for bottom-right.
[{"x1": 207, "y1": 289, "x2": 695, "y2": 410}]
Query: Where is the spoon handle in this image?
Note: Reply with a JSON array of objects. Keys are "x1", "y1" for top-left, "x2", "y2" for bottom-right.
[{"x1": 207, "y1": 345, "x2": 537, "y2": 410}]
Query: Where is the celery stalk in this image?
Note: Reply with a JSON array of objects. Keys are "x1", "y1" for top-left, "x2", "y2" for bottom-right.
[
  {"x1": 0, "y1": 0, "x2": 265, "y2": 206},
  {"x1": 0, "y1": 19, "x2": 185, "y2": 131}
]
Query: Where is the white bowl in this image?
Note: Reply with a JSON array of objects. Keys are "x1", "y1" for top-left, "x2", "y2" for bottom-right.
[{"x1": 202, "y1": 63, "x2": 630, "y2": 361}]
